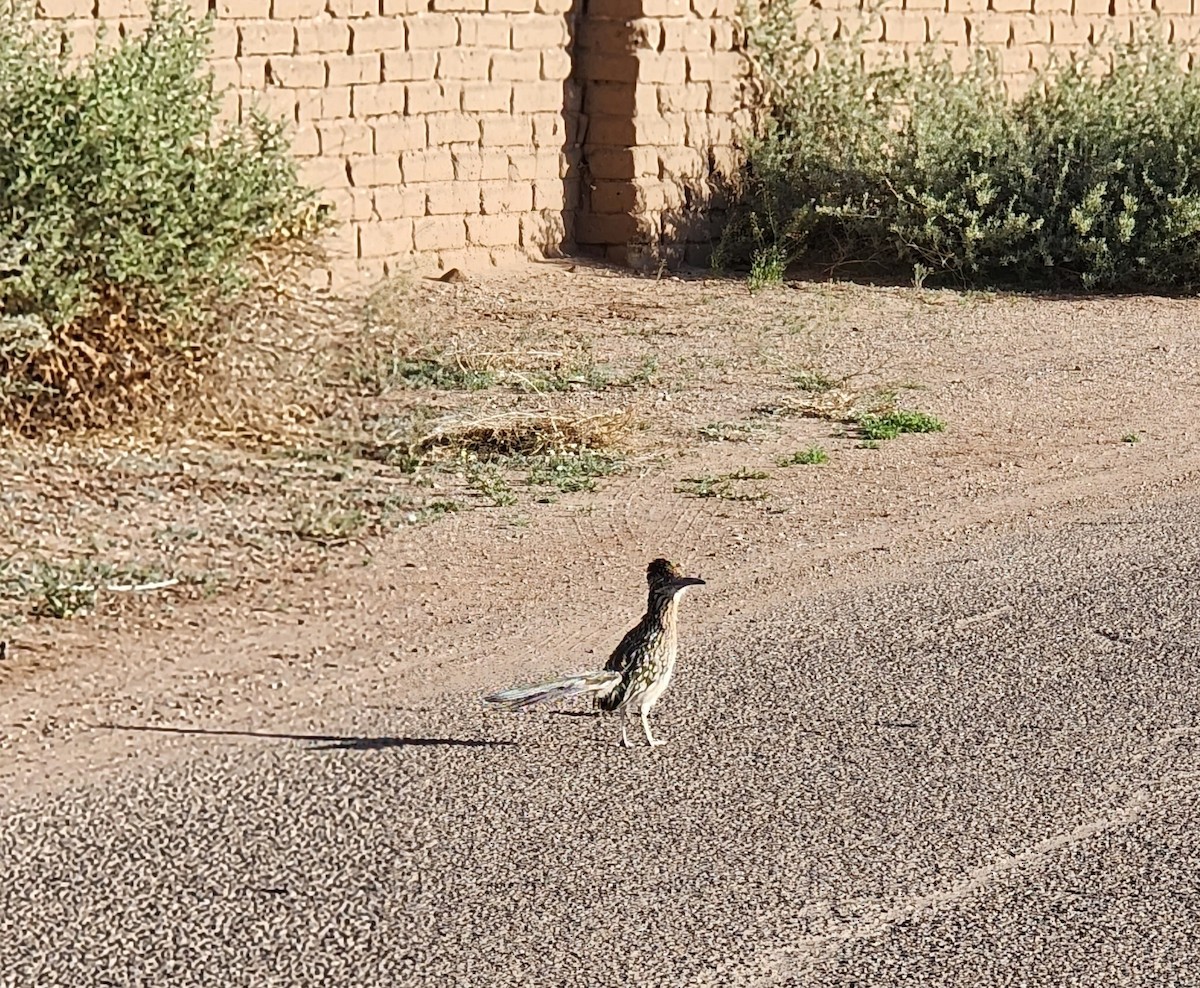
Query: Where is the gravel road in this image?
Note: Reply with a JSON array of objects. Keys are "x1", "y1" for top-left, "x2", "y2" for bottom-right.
[{"x1": 3, "y1": 496, "x2": 1199, "y2": 987}]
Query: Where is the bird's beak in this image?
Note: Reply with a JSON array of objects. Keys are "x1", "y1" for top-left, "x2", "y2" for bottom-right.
[{"x1": 672, "y1": 576, "x2": 706, "y2": 590}]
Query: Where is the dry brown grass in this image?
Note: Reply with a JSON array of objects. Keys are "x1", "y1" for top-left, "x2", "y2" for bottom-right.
[
  {"x1": 0, "y1": 242, "x2": 332, "y2": 440},
  {"x1": 414, "y1": 408, "x2": 636, "y2": 461},
  {"x1": 0, "y1": 291, "x2": 222, "y2": 435},
  {"x1": 181, "y1": 281, "x2": 363, "y2": 443}
]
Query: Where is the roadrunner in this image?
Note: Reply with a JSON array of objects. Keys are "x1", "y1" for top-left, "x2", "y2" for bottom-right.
[{"x1": 483, "y1": 558, "x2": 706, "y2": 747}]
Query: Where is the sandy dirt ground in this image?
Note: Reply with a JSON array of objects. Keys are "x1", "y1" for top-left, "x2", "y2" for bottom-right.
[{"x1": 1, "y1": 263, "x2": 1198, "y2": 796}]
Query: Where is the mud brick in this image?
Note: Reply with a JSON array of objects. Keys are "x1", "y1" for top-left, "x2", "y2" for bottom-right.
[
  {"x1": 359, "y1": 218, "x2": 415, "y2": 256},
  {"x1": 298, "y1": 86, "x2": 352, "y2": 119},
  {"x1": 402, "y1": 148, "x2": 456, "y2": 181},
  {"x1": 427, "y1": 182, "x2": 480, "y2": 213},
  {"x1": 268, "y1": 54, "x2": 327, "y2": 87},
  {"x1": 406, "y1": 13, "x2": 460, "y2": 47},
  {"x1": 240, "y1": 20, "x2": 296, "y2": 55},
  {"x1": 467, "y1": 214, "x2": 521, "y2": 246},
  {"x1": 459, "y1": 14, "x2": 511, "y2": 45},
  {"x1": 511, "y1": 80, "x2": 562, "y2": 112},
  {"x1": 374, "y1": 184, "x2": 428, "y2": 217},
  {"x1": 352, "y1": 82, "x2": 408, "y2": 116},
  {"x1": 491, "y1": 51, "x2": 543, "y2": 81},
  {"x1": 319, "y1": 120, "x2": 375, "y2": 155},
  {"x1": 327, "y1": 52, "x2": 382, "y2": 85},
  {"x1": 297, "y1": 20, "x2": 352, "y2": 53},
  {"x1": 405, "y1": 80, "x2": 460, "y2": 113},
  {"x1": 271, "y1": 0, "x2": 326, "y2": 17},
  {"x1": 437, "y1": 48, "x2": 492, "y2": 78},
  {"x1": 463, "y1": 82, "x2": 513, "y2": 112},
  {"x1": 373, "y1": 116, "x2": 429, "y2": 152},
  {"x1": 349, "y1": 17, "x2": 407, "y2": 51},
  {"x1": 414, "y1": 216, "x2": 467, "y2": 250},
  {"x1": 510, "y1": 13, "x2": 566, "y2": 48},
  {"x1": 348, "y1": 154, "x2": 404, "y2": 186},
  {"x1": 382, "y1": 51, "x2": 438, "y2": 81},
  {"x1": 427, "y1": 112, "x2": 482, "y2": 145}
]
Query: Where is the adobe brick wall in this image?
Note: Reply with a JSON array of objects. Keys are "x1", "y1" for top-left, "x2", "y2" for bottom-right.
[
  {"x1": 28, "y1": 0, "x2": 1200, "y2": 282},
  {"x1": 33, "y1": 0, "x2": 746, "y2": 280},
  {"x1": 798, "y1": 0, "x2": 1193, "y2": 96},
  {"x1": 35, "y1": 0, "x2": 582, "y2": 284}
]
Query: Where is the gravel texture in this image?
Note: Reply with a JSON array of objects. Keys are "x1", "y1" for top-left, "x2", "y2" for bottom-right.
[{"x1": 3, "y1": 496, "x2": 1198, "y2": 986}]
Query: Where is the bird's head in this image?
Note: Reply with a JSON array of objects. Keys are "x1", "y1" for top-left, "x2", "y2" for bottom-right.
[{"x1": 646, "y1": 557, "x2": 706, "y2": 601}]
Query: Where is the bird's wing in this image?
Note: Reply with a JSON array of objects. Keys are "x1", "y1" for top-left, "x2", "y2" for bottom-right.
[
  {"x1": 603, "y1": 620, "x2": 645, "y2": 676},
  {"x1": 597, "y1": 620, "x2": 646, "y2": 711}
]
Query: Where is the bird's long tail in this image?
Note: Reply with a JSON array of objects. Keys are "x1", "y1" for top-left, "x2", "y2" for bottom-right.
[{"x1": 482, "y1": 669, "x2": 622, "y2": 711}]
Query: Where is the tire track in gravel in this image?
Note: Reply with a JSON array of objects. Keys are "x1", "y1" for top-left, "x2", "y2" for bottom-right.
[{"x1": 759, "y1": 744, "x2": 1200, "y2": 982}]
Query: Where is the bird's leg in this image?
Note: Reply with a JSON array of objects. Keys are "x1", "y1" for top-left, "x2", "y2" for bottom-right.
[
  {"x1": 620, "y1": 708, "x2": 633, "y2": 748},
  {"x1": 641, "y1": 708, "x2": 666, "y2": 747}
]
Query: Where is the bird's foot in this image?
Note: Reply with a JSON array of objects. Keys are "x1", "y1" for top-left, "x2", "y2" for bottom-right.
[{"x1": 647, "y1": 737, "x2": 668, "y2": 748}]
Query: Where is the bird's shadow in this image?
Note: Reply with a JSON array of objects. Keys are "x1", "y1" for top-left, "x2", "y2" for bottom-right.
[{"x1": 101, "y1": 723, "x2": 514, "y2": 750}]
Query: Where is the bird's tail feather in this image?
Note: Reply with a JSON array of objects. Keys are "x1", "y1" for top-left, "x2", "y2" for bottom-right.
[{"x1": 483, "y1": 670, "x2": 622, "y2": 710}]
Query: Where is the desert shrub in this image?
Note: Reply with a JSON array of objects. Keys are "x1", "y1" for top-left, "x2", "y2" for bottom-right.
[
  {"x1": 0, "y1": 0, "x2": 325, "y2": 432},
  {"x1": 723, "y1": 4, "x2": 1200, "y2": 291}
]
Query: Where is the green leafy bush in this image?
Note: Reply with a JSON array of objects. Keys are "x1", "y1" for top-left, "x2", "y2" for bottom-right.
[
  {"x1": 0, "y1": 0, "x2": 324, "y2": 431},
  {"x1": 723, "y1": 5, "x2": 1200, "y2": 292}
]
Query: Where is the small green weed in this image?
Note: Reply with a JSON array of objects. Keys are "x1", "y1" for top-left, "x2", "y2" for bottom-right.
[
  {"x1": 404, "y1": 500, "x2": 460, "y2": 525},
  {"x1": 2, "y1": 560, "x2": 172, "y2": 619},
  {"x1": 514, "y1": 362, "x2": 611, "y2": 393},
  {"x1": 278, "y1": 446, "x2": 348, "y2": 465},
  {"x1": 726, "y1": 467, "x2": 770, "y2": 481},
  {"x1": 698, "y1": 421, "x2": 763, "y2": 443},
  {"x1": 392, "y1": 358, "x2": 495, "y2": 392},
  {"x1": 526, "y1": 451, "x2": 621, "y2": 494},
  {"x1": 152, "y1": 524, "x2": 203, "y2": 548},
  {"x1": 750, "y1": 404, "x2": 793, "y2": 419},
  {"x1": 291, "y1": 503, "x2": 366, "y2": 544},
  {"x1": 190, "y1": 571, "x2": 227, "y2": 599},
  {"x1": 791, "y1": 369, "x2": 837, "y2": 393},
  {"x1": 618, "y1": 354, "x2": 660, "y2": 387},
  {"x1": 856, "y1": 410, "x2": 946, "y2": 441},
  {"x1": 748, "y1": 245, "x2": 788, "y2": 291},
  {"x1": 779, "y1": 446, "x2": 828, "y2": 466},
  {"x1": 675, "y1": 475, "x2": 723, "y2": 498},
  {"x1": 33, "y1": 566, "x2": 100, "y2": 618},
  {"x1": 676, "y1": 468, "x2": 770, "y2": 501},
  {"x1": 1122, "y1": 432, "x2": 1141, "y2": 444},
  {"x1": 467, "y1": 465, "x2": 518, "y2": 507},
  {"x1": 345, "y1": 414, "x2": 427, "y2": 472}
]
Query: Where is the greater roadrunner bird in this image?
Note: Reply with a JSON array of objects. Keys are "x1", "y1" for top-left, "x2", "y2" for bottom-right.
[{"x1": 483, "y1": 558, "x2": 706, "y2": 747}]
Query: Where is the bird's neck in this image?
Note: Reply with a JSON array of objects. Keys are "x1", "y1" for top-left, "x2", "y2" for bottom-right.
[{"x1": 645, "y1": 593, "x2": 679, "y2": 630}]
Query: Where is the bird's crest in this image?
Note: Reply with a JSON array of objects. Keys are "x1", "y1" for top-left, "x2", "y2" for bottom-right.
[
  {"x1": 646, "y1": 557, "x2": 705, "y2": 595},
  {"x1": 646, "y1": 557, "x2": 683, "y2": 589}
]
